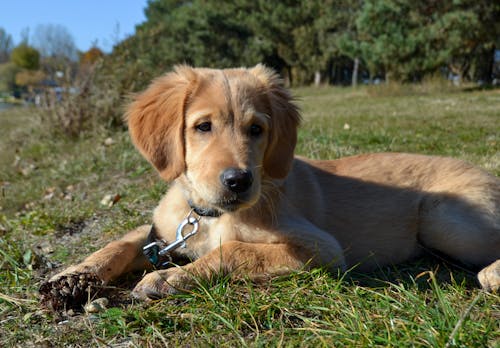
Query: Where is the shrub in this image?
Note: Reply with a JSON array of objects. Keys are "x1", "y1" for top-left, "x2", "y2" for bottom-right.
[
  {"x1": 11, "y1": 44, "x2": 40, "y2": 70},
  {"x1": 365, "y1": 75, "x2": 462, "y2": 98},
  {"x1": 38, "y1": 61, "x2": 124, "y2": 137}
]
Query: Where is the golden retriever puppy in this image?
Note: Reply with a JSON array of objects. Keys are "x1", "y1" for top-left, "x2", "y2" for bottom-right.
[{"x1": 40, "y1": 65, "x2": 499, "y2": 308}]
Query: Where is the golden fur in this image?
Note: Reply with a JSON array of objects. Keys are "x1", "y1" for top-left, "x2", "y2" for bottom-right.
[{"x1": 46, "y1": 65, "x2": 500, "y2": 301}]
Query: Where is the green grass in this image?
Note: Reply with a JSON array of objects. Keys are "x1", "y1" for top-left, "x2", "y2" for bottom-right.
[{"x1": 0, "y1": 86, "x2": 499, "y2": 347}]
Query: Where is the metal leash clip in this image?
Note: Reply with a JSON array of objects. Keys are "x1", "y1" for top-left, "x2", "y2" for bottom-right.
[{"x1": 158, "y1": 209, "x2": 200, "y2": 257}]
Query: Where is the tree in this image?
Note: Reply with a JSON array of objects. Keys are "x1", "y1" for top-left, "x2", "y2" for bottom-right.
[
  {"x1": 446, "y1": 0, "x2": 500, "y2": 83},
  {"x1": 353, "y1": 0, "x2": 500, "y2": 83},
  {"x1": 109, "y1": 0, "x2": 352, "y2": 86},
  {"x1": 0, "y1": 28, "x2": 14, "y2": 63},
  {"x1": 102, "y1": 0, "x2": 499, "y2": 90},
  {"x1": 242, "y1": 0, "x2": 308, "y2": 84},
  {"x1": 30, "y1": 24, "x2": 79, "y2": 82},
  {"x1": 106, "y1": 0, "x2": 261, "y2": 92},
  {"x1": 31, "y1": 24, "x2": 77, "y2": 60},
  {"x1": 0, "y1": 62, "x2": 20, "y2": 93},
  {"x1": 318, "y1": 0, "x2": 364, "y2": 86},
  {"x1": 355, "y1": 0, "x2": 418, "y2": 82},
  {"x1": 11, "y1": 44, "x2": 40, "y2": 70},
  {"x1": 80, "y1": 47, "x2": 104, "y2": 66},
  {"x1": 281, "y1": 1, "x2": 328, "y2": 85}
]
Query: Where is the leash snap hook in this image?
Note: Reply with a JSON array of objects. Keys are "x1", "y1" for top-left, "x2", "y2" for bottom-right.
[{"x1": 158, "y1": 209, "x2": 200, "y2": 256}]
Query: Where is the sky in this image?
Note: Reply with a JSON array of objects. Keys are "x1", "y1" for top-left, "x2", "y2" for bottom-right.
[{"x1": 0, "y1": 0, "x2": 148, "y2": 52}]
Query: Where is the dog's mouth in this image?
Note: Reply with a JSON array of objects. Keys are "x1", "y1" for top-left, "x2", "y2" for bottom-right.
[
  {"x1": 189, "y1": 193, "x2": 255, "y2": 216},
  {"x1": 182, "y1": 174, "x2": 260, "y2": 216},
  {"x1": 218, "y1": 197, "x2": 246, "y2": 212},
  {"x1": 188, "y1": 199, "x2": 224, "y2": 217}
]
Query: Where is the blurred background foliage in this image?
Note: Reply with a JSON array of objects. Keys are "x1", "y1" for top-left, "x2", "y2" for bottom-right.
[{"x1": 0, "y1": 0, "x2": 499, "y2": 136}]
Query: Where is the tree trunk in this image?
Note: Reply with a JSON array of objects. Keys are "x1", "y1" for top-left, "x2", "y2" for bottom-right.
[
  {"x1": 314, "y1": 70, "x2": 321, "y2": 86},
  {"x1": 449, "y1": 61, "x2": 470, "y2": 86},
  {"x1": 285, "y1": 66, "x2": 293, "y2": 87},
  {"x1": 479, "y1": 46, "x2": 495, "y2": 84},
  {"x1": 351, "y1": 57, "x2": 359, "y2": 87},
  {"x1": 326, "y1": 59, "x2": 333, "y2": 85}
]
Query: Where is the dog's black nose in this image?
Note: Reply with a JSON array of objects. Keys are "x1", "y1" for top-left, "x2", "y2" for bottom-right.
[{"x1": 220, "y1": 168, "x2": 253, "y2": 193}]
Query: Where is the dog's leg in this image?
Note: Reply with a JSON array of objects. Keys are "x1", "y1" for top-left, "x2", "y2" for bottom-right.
[
  {"x1": 49, "y1": 225, "x2": 152, "y2": 282},
  {"x1": 418, "y1": 188, "x2": 500, "y2": 291},
  {"x1": 478, "y1": 260, "x2": 500, "y2": 292},
  {"x1": 40, "y1": 225, "x2": 152, "y2": 309},
  {"x1": 131, "y1": 241, "x2": 325, "y2": 300}
]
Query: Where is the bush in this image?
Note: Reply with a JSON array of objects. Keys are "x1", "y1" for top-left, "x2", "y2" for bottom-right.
[
  {"x1": 0, "y1": 62, "x2": 19, "y2": 93},
  {"x1": 365, "y1": 75, "x2": 462, "y2": 98},
  {"x1": 11, "y1": 44, "x2": 40, "y2": 70},
  {"x1": 38, "y1": 61, "x2": 124, "y2": 137}
]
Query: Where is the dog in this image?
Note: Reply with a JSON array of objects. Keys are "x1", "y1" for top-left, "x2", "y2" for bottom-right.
[{"x1": 40, "y1": 65, "x2": 500, "y2": 309}]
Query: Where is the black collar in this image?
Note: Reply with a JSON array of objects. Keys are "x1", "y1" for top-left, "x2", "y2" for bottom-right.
[{"x1": 188, "y1": 200, "x2": 223, "y2": 218}]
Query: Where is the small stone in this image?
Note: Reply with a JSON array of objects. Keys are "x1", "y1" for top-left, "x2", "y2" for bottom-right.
[
  {"x1": 104, "y1": 137, "x2": 115, "y2": 146},
  {"x1": 20, "y1": 164, "x2": 36, "y2": 177},
  {"x1": 84, "y1": 302, "x2": 102, "y2": 313},
  {"x1": 36, "y1": 242, "x2": 54, "y2": 254},
  {"x1": 100, "y1": 195, "x2": 112, "y2": 206},
  {"x1": 43, "y1": 187, "x2": 57, "y2": 200},
  {"x1": 343, "y1": 123, "x2": 350, "y2": 130},
  {"x1": 87, "y1": 314, "x2": 100, "y2": 322},
  {"x1": 45, "y1": 187, "x2": 56, "y2": 194},
  {"x1": 100, "y1": 194, "x2": 121, "y2": 207},
  {"x1": 93, "y1": 297, "x2": 109, "y2": 307},
  {"x1": 12, "y1": 156, "x2": 21, "y2": 167},
  {"x1": 24, "y1": 201, "x2": 36, "y2": 210},
  {"x1": 181, "y1": 313, "x2": 194, "y2": 320},
  {"x1": 84, "y1": 297, "x2": 109, "y2": 313}
]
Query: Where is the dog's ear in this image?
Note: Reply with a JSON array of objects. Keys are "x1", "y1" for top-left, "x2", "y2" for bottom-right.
[
  {"x1": 250, "y1": 64, "x2": 301, "y2": 179},
  {"x1": 126, "y1": 66, "x2": 197, "y2": 181}
]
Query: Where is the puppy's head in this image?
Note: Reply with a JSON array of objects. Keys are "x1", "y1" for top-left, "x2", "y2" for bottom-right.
[{"x1": 127, "y1": 65, "x2": 300, "y2": 213}]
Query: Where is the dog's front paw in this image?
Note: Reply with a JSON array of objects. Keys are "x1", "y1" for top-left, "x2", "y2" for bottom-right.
[
  {"x1": 39, "y1": 271, "x2": 104, "y2": 311},
  {"x1": 478, "y1": 260, "x2": 500, "y2": 292},
  {"x1": 131, "y1": 268, "x2": 190, "y2": 301}
]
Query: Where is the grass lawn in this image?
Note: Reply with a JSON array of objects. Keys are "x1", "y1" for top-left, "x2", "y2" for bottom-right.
[{"x1": 0, "y1": 85, "x2": 499, "y2": 347}]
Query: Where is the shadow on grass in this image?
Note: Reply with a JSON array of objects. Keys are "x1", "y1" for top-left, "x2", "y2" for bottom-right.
[
  {"x1": 344, "y1": 253, "x2": 480, "y2": 292},
  {"x1": 105, "y1": 253, "x2": 481, "y2": 310}
]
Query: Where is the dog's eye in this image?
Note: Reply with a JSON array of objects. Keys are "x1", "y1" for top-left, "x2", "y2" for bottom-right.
[
  {"x1": 195, "y1": 122, "x2": 212, "y2": 133},
  {"x1": 249, "y1": 124, "x2": 263, "y2": 137}
]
